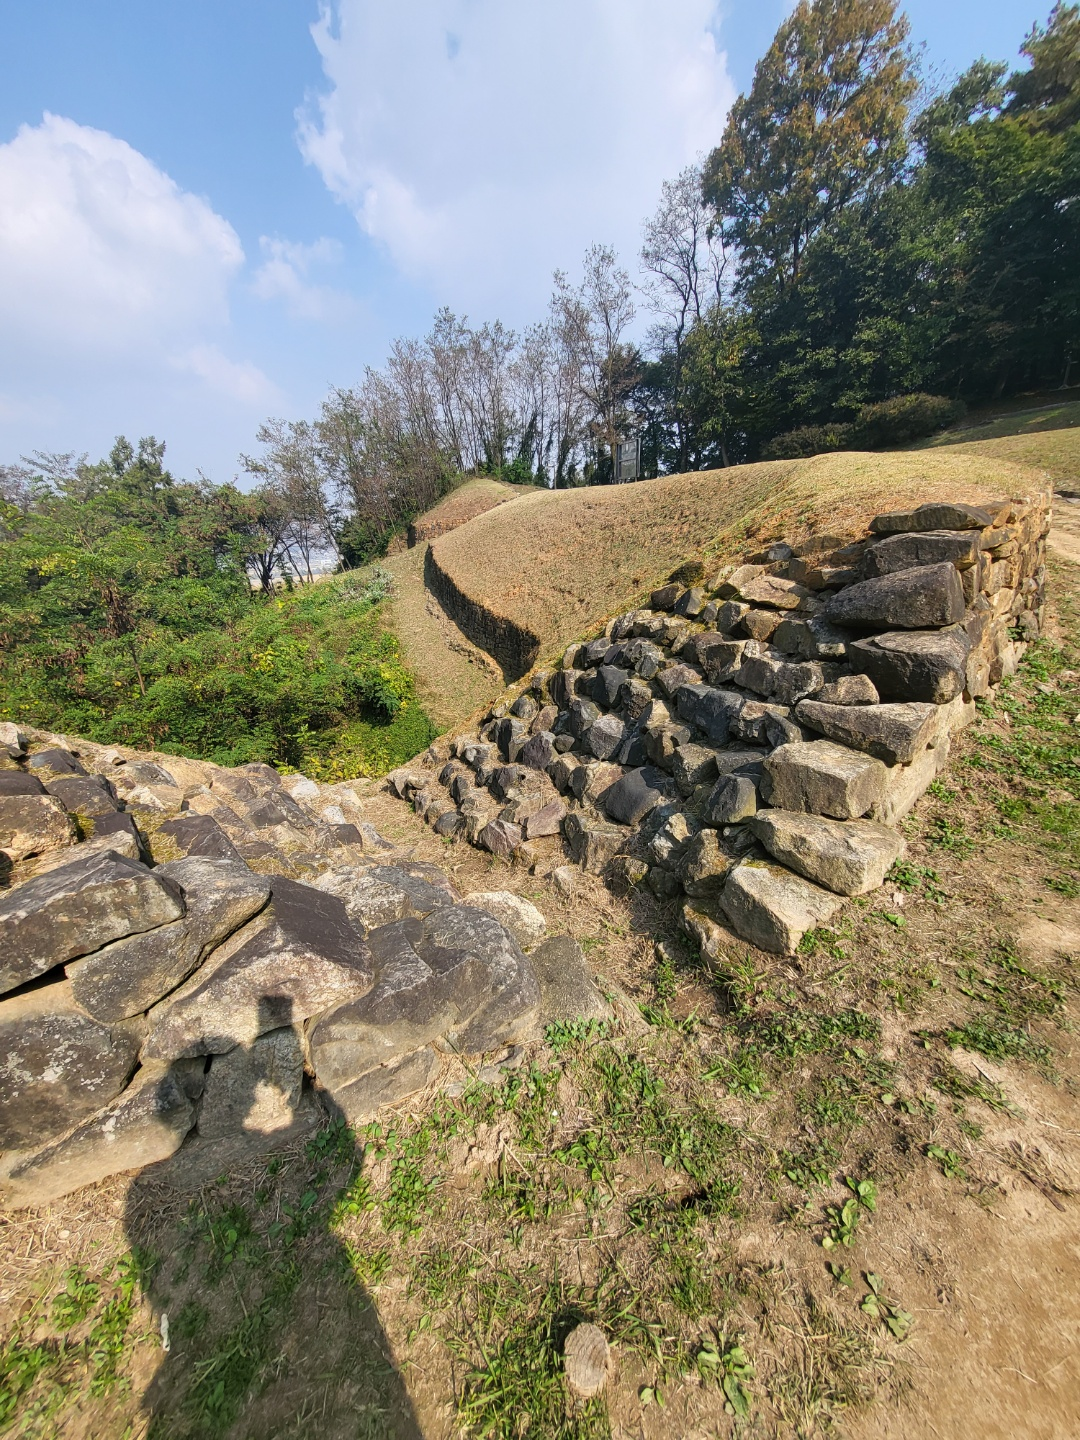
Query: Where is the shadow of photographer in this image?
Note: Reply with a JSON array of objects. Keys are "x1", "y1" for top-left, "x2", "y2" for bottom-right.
[{"x1": 123, "y1": 995, "x2": 426, "y2": 1439}]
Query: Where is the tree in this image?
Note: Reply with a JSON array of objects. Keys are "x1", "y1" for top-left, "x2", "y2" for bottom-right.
[
  {"x1": 1007, "y1": 3, "x2": 1080, "y2": 133},
  {"x1": 242, "y1": 419, "x2": 339, "y2": 582},
  {"x1": 574, "y1": 245, "x2": 639, "y2": 480},
  {"x1": 703, "y1": 0, "x2": 916, "y2": 290}
]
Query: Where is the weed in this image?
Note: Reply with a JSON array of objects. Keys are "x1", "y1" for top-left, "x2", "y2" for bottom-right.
[
  {"x1": 927, "y1": 1145, "x2": 967, "y2": 1180},
  {"x1": 860, "y1": 1273, "x2": 914, "y2": 1341},
  {"x1": 945, "y1": 1018, "x2": 1052, "y2": 1067},
  {"x1": 822, "y1": 1178, "x2": 877, "y2": 1250},
  {"x1": 51, "y1": 1265, "x2": 100, "y2": 1330}
]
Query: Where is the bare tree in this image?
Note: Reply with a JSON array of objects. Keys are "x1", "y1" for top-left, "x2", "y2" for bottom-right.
[
  {"x1": 241, "y1": 419, "x2": 339, "y2": 582},
  {"x1": 576, "y1": 245, "x2": 639, "y2": 480}
]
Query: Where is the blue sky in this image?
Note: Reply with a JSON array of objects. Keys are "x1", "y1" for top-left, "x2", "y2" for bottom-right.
[{"x1": 0, "y1": 0, "x2": 1052, "y2": 484}]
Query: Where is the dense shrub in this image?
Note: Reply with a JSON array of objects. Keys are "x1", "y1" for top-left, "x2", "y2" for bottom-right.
[
  {"x1": 761, "y1": 394, "x2": 964, "y2": 460},
  {"x1": 848, "y1": 394, "x2": 966, "y2": 448},
  {"x1": 760, "y1": 424, "x2": 853, "y2": 461}
]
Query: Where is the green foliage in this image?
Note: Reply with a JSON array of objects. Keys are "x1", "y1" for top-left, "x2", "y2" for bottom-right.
[
  {"x1": 0, "y1": 444, "x2": 435, "y2": 775},
  {"x1": 760, "y1": 394, "x2": 964, "y2": 459}
]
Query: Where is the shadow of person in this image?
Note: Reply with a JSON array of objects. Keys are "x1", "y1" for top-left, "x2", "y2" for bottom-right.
[{"x1": 123, "y1": 994, "x2": 426, "y2": 1439}]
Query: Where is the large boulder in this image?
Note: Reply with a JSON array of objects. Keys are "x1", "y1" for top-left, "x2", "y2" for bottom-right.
[
  {"x1": 718, "y1": 862, "x2": 844, "y2": 954},
  {"x1": 44, "y1": 774, "x2": 119, "y2": 818},
  {"x1": 794, "y1": 699, "x2": 940, "y2": 765},
  {"x1": 847, "y1": 628, "x2": 971, "y2": 704},
  {"x1": 678, "y1": 830, "x2": 737, "y2": 898},
  {"x1": 823, "y1": 562, "x2": 965, "y2": 631},
  {"x1": 0, "y1": 792, "x2": 76, "y2": 865},
  {"x1": 676, "y1": 685, "x2": 745, "y2": 745},
  {"x1": 861, "y1": 529, "x2": 981, "y2": 578},
  {"x1": 530, "y1": 935, "x2": 612, "y2": 1026},
  {"x1": 0, "y1": 981, "x2": 143, "y2": 1149},
  {"x1": 564, "y1": 814, "x2": 625, "y2": 874},
  {"x1": 0, "y1": 850, "x2": 184, "y2": 996},
  {"x1": 0, "y1": 1062, "x2": 195, "y2": 1209},
  {"x1": 142, "y1": 876, "x2": 374, "y2": 1061},
  {"x1": 308, "y1": 906, "x2": 540, "y2": 1090},
  {"x1": 586, "y1": 714, "x2": 627, "y2": 760},
  {"x1": 764, "y1": 741, "x2": 887, "y2": 820},
  {"x1": 67, "y1": 858, "x2": 271, "y2": 1021},
  {"x1": 325, "y1": 1048, "x2": 441, "y2": 1127},
  {"x1": 314, "y1": 862, "x2": 457, "y2": 931},
  {"x1": 463, "y1": 891, "x2": 547, "y2": 949},
  {"x1": 749, "y1": 810, "x2": 904, "y2": 896},
  {"x1": 197, "y1": 1025, "x2": 304, "y2": 1141}
]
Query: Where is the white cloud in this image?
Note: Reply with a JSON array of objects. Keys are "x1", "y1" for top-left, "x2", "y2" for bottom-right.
[
  {"x1": 0, "y1": 113, "x2": 245, "y2": 360},
  {"x1": 251, "y1": 235, "x2": 354, "y2": 320},
  {"x1": 176, "y1": 346, "x2": 281, "y2": 407},
  {"x1": 298, "y1": 0, "x2": 735, "y2": 316}
]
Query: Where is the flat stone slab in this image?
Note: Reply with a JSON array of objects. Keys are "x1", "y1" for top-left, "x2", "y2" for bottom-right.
[
  {"x1": 718, "y1": 862, "x2": 844, "y2": 954},
  {"x1": 142, "y1": 876, "x2": 373, "y2": 1061},
  {"x1": 0, "y1": 1061, "x2": 195, "y2": 1209},
  {"x1": 158, "y1": 813, "x2": 244, "y2": 862},
  {"x1": 764, "y1": 740, "x2": 887, "y2": 820},
  {"x1": 531, "y1": 935, "x2": 612, "y2": 1026},
  {"x1": 68, "y1": 858, "x2": 271, "y2": 1021},
  {"x1": 0, "y1": 849, "x2": 184, "y2": 996},
  {"x1": 861, "y1": 529, "x2": 981, "y2": 577},
  {"x1": 824, "y1": 562, "x2": 965, "y2": 631},
  {"x1": 326, "y1": 1047, "x2": 440, "y2": 1127},
  {"x1": 0, "y1": 980, "x2": 143, "y2": 1149},
  {"x1": 848, "y1": 629, "x2": 971, "y2": 704},
  {"x1": 749, "y1": 809, "x2": 905, "y2": 896},
  {"x1": 869, "y1": 502, "x2": 995, "y2": 534},
  {"x1": 795, "y1": 699, "x2": 939, "y2": 765}
]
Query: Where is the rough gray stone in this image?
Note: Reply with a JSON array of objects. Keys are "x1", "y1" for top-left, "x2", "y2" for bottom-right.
[
  {"x1": 567, "y1": 698, "x2": 601, "y2": 738},
  {"x1": 0, "y1": 792, "x2": 76, "y2": 864},
  {"x1": 794, "y1": 699, "x2": 940, "y2": 765},
  {"x1": 45, "y1": 774, "x2": 119, "y2": 818},
  {"x1": 569, "y1": 760, "x2": 624, "y2": 804},
  {"x1": 704, "y1": 774, "x2": 758, "y2": 825},
  {"x1": 0, "y1": 772, "x2": 46, "y2": 796},
  {"x1": 68, "y1": 858, "x2": 271, "y2": 1021},
  {"x1": 824, "y1": 562, "x2": 965, "y2": 631},
  {"x1": 817, "y1": 674, "x2": 880, "y2": 706},
  {"x1": 718, "y1": 862, "x2": 844, "y2": 954},
  {"x1": 657, "y1": 663, "x2": 703, "y2": 699},
  {"x1": 531, "y1": 935, "x2": 611, "y2": 1025},
  {"x1": 564, "y1": 814, "x2": 625, "y2": 874},
  {"x1": 510, "y1": 693, "x2": 539, "y2": 722},
  {"x1": 647, "y1": 811, "x2": 700, "y2": 867},
  {"x1": 157, "y1": 813, "x2": 244, "y2": 862},
  {"x1": 26, "y1": 747, "x2": 85, "y2": 776},
  {"x1": 678, "y1": 830, "x2": 737, "y2": 898},
  {"x1": 650, "y1": 583, "x2": 680, "y2": 610},
  {"x1": 310, "y1": 905, "x2": 540, "y2": 1089},
  {"x1": 524, "y1": 800, "x2": 566, "y2": 839},
  {"x1": 592, "y1": 665, "x2": 626, "y2": 708},
  {"x1": 861, "y1": 529, "x2": 981, "y2": 577},
  {"x1": 325, "y1": 1047, "x2": 440, "y2": 1126},
  {"x1": 314, "y1": 862, "x2": 454, "y2": 931},
  {"x1": 197, "y1": 1025, "x2": 304, "y2": 1140},
  {"x1": 672, "y1": 744, "x2": 720, "y2": 797},
  {"x1": 520, "y1": 732, "x2": 557, "y2": 770},
  {"x1": 586, "y1": 714, "x2": 626, "y2": 760},
  {"x1": 603, "y1": 766, "x2": 670, "y2": 825},
  {"x1": 741, "y1": 608, "x2": 783, "y2": 641},
  {"x1": 764, "y1": 740, "x2": 888, "y2": 820},
  {"x1": 869, "y1": 502, "x2": 994, "y2": 535},
  {"x1": 142, "y1": 876, "x2": 373, "y2": 1061},
  {"x1": 714, "y1": 750, "x2": 768, "y2": 780},
  {"x1": 0, "y1": 1061, "x2": 195, "y2": 1209},
  {"x1": 464, "y1": 891, "x2": 547, "y2": 949},
  {"x1": 0, "y1": 850, "x2": 184, "y2": 996},
  {"x1": 732, "y1": 699, "x2": 792, "y2": 744},
  {"x1": 676, "y1": 685, "x2": 744, "y2": 745},
  {"x1": 0, "y1": 981, "x2": 143, "y2": 1149},
  {"x1": 738, "y1": 574, "x2": 815, "y2": 610},
  {"x1": 749, "y1": 809, "x2": 905, "y2": 896},
  {"x1": 847, "y1": 628, "x2": 971, "y2": 704}
]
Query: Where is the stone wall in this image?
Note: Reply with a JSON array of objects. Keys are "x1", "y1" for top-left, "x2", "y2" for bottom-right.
[
  {"x1": 424, "y1": 542, "x2": 543, "y2": 680},
  {"x1": 390, "y1": 490, "x2": 1051, "y2": 957},
  {"x1": 0, "y1": 729, "x2": 617, "y2": 1210}
]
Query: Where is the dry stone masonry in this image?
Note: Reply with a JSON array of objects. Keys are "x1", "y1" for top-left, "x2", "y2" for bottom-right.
[
  {"x1": 389, "y1": 489, "x2": 1050, "y2": 962},
  {"x1": 0, "y1": 725, "x2": 615, "y2": 1210}
]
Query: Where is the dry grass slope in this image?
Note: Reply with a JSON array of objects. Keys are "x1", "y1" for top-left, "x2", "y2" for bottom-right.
[{"x1": 429, "y1": 449, "x2": 1049, "y2": 680}]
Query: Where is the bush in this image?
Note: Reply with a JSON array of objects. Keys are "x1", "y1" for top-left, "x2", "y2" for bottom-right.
[
  {"x1": 849, "y1": 394, "x2": 965, "y2": 448},
  {"x1": 760, "y1": 394, "x2": 965, "y2": 461},
  {"x1": 760, "y1": 424, "x2": 853, "y2": 461}
]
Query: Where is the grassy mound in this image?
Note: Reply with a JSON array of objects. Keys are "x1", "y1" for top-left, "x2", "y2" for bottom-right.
[
  {"x1": 918, "y1": 397, "x2": 1080, "y2": 489},
  {"x1": 407, "y1": 475, "x2": 521, "y2": 544},
  {"x1": 427, "y1": 449, "x2": 1046, "y2": 681}
]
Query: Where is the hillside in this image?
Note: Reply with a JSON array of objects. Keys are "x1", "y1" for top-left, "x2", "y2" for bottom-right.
[
  {"x1": 424, "y1": 449, "x2": 1046, "y2": 683},
  {"x1": 919, "y1": 396, "x2": 1080, "y2": 488}
]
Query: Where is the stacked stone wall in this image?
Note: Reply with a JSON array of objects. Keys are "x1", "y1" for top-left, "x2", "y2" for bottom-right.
[
  {"x1": 0, "y1": 730, "x2": 611, "y2": 1209},
  {"x1": 392, "y1": 488, "x2": 1051, "y2": 957}
]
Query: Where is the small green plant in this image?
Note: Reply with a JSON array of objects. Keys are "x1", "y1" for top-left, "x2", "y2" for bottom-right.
[
  {"x1": 927, "y1": 1145, "x2": 967, "y2": 1180},
  {"x1": 822, "y1": 1178, "x2": 877, "y2": 1249},
  {"x1": 860, "y1": 1273, "x2": 914, "y2": 1341},
  {"x1": 693, "y1": 1334, "x2": 755, "y2": 1416}
]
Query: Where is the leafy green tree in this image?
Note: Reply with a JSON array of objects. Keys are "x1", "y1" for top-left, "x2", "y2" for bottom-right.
[{"x1": 703, "y1": 0, "x2": 916, "y2": 290}]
